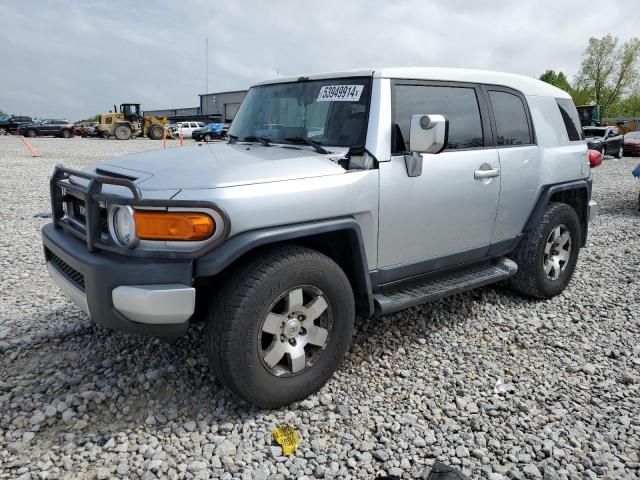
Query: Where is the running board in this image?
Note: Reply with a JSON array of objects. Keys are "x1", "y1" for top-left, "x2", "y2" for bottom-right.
[{"x1": 374, "y1": 257, "x2": 517, "y2": 316}]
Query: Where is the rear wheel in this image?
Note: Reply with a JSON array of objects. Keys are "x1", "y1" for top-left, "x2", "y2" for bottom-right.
[
  {"x1": 616, "y1": 145, "x2": 624, "y2": 159},
  {"x1": 61, "y1": 129, "x2": 71, "y2": 138},
  {"x1": 114, "y1": 125, "x2": 132, "y2": 140},
  {"x1": 26, "y1": 129, "x2": 37, "y2": 138},
  {"x1": 203, "y1": 133, "x2": 212, "y2": 142},
  {"x1": 508, "y1": 202, "x2": 581, "y2": 299},
  {"x1": 147, "y1": 124, "x2": 164, "y2": 140},
  {"x1": 0, "y1": 127, "x2": 7, "y2": 135},
  {"x1": 205, "y1": 245, "x2": 355, "y2": 408}
]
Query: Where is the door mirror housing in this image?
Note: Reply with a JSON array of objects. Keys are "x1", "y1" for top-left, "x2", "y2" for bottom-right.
[
  {"x1": 409, "y1": 114, "x2": 449, "y2": 154},
  {"x1": 404, "y1": 114, "x2": 449, "y2": 177}
]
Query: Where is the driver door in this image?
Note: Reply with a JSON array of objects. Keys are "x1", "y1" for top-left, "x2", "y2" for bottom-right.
[{"x1": 377, "y1": 81, "x2": 501, "y2": 283}]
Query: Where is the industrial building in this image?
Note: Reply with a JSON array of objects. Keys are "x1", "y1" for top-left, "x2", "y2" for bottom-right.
[
  {"x1": 144, "y1": 89, "x2": 248, "y2": 124},
  {"x1": 199, "y1": 90, "x2": 247, "y2": 123}
]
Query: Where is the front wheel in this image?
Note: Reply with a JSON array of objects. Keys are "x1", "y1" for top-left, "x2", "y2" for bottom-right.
[
  {"x1": 114, "y1": 125, "x2": 132, "y2": 140},
  {"x1": 61, "y1": 129, "x2": 71, "y2": 138},
  {"x1": 26, "y1": 129, "x2": 37, "y2": 138},
  {"x1": 0, "y1": 127, "x2": 7, "y2": 135},
  {"x1": 147, "y1": 124, "x2": 164, "y2": 140},
  {"x1": 508, "y1": 202, "x2": 581, "y2": 299},
  {"x1": 203, "y1": 133, "x2": 212, "y2": 142},
  {"x1": 616, "y1": 145, "x2": 624, "y2": 159},
  {"x1": 205, "y1": 245, "x2": 355, "y2": 408}
]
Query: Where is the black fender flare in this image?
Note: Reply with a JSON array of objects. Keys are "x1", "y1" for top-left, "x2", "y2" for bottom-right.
[
  {"x1": 524, "y1": 179, "x2": 592, "y2": 246},
  {"x1": 194, "y1": 217, "x2": 374, "y2": 316}
]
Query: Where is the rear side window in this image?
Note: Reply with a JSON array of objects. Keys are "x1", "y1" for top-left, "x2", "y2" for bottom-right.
[
  {"x1": 488, "y1": 91, "x2": 532, "y2": 146},
  {"x1": 556, "y1": 98, "x2": 583, "y2": 141},
  {"x1": 393, "y1": 84, "x2": 484, "y2": 153}
]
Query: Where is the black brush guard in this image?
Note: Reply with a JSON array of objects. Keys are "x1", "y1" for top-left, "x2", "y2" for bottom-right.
[{"x1": 50, "y1": 165, "x2": 229, "y2": 259}]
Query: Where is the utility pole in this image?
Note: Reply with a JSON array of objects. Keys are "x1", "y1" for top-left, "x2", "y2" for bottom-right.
[{"x1": 205, "y1": 38, "x2": 209, "y2": 94}]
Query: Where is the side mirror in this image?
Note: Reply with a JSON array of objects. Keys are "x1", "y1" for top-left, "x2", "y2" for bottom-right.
[
  {"x1": 405, "y1": 114, "x2": 449, "y2": 177},
  {"x1": 409, "y1": 114, "x2": 449, "y2": 154}
]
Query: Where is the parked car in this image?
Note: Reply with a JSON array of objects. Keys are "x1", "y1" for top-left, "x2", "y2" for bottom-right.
[
  {"x1": 192, "y1": 123, "x2": 226, "y2": 142},
  {"x1": 42, "y1": 67, "x2": 596, "y2": 408},
  {"x1": 583, "y1": 126, "x2": 624, "y2": 158},
  {"x1": 633, "y1": 162, "x2": 640, "y2": 210},
  {"x1": 623, "y1": 131, "x2": 640, "y2": 157},
  {"x1": 172, "y1": 121, "x2": 205, "y2": 138},
  {"x1": 74, "y1": 122, "x2": 99, "y2": 137},
  {"x1": 18, "y1": 119, "x2": 75, "y2": 138},
  {"x1": 0, "y1": 115, "x2": 33, "y2": 135}
]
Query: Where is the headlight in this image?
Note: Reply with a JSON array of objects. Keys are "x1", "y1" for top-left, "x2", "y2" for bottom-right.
[{"x1": 109, "y1": 205, "x2": 138, "y2": 248}]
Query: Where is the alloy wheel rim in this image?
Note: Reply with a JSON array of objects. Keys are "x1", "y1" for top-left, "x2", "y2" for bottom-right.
[
  {"x1": 543, "y1": 224, "x2": 571, "y2": 280},
  {"x1": 258, "y1": 285, "x2": 332, "y2": 377}
]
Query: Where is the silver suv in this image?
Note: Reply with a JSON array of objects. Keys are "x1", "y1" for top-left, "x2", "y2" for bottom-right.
[{"x1": 43, "y1": 68, "x2": 596, "y2": 407}]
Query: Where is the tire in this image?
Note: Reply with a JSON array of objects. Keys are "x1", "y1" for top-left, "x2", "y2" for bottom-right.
[
  {"x1": 509, "y1": 202, "x2": 581, "y2": 299},
  {"x1": 114, "y1": 125, "x2": 132, "y2": 140},
  {"x1": 203, "y1": 133, "x2": 212, "y2": 142},
  {"x1": 616, "y1": 145, "x2": 624, "y2": 159},
  {"x1": 205, "y1": 245, "x2": 355, "y2": 408},
  {"x1": 26, "y1": 129, "x2": 37, "y2": 138},
  {"x1": 0, "y1": 127, "x2": 7, "y2": 135},
  {"x1": 61, "y1": 129, "x2": 71, "y2": 138},
  {"x1": 147, "y1": 124, "x2": 163, "y2": 140}
]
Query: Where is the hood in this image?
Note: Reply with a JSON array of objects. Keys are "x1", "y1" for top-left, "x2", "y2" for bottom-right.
[{"x1": 92, "y1": 142, "x2": 346, "y2": 191}]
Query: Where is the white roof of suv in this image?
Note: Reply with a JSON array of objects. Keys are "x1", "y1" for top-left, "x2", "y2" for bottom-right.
[{"x1": 255, "y1": 67, "x2": 570, "y2": 99}]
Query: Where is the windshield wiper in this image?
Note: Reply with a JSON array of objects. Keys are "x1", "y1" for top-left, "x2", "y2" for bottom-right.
[
  {"x1": 283, "y1": 136, "x2": 329, "y2": 154},
  {"x1": 227, "y1": 134, "x2": 271, "y2": 146},
  {"x1": 241, "y1": 135, "x2": 271, "y2": 147}
]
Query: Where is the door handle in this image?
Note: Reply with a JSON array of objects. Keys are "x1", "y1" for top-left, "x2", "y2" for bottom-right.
[{"x1": 474, "y1": 168, "x2": 500, "y2": 179}]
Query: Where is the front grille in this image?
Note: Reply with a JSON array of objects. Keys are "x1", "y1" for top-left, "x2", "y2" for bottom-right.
[
  {"x1": 68, "y1": 197, "x2": 109, "y2": 234},
  {"x1": 48, "y1": 251, "x2": 85, "y2": 291}
]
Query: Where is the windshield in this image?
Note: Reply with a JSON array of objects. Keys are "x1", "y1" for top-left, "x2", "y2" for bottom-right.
[
  {"x1": 229, "y1": 77, "x2": 371, "y2": 148},
  {"x1": 625, "y1": 131, "x2": 640, "y2": 140},
  {"x1": 583, "y1": 128, "x2": 605, "y2": 138}
]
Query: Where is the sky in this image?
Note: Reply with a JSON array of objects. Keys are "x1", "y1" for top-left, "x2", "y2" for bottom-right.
[{"x1": 1, "y1": 0, "x2": 639, "y2": 120}]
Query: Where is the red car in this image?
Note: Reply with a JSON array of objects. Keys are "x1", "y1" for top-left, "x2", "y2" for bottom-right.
[{"x1": 624, "y1": 131, "x2": 640, "y2": 156}]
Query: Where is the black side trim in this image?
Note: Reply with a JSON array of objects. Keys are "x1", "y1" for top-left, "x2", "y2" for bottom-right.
[
  {"x1": 486, "y1": 236, "x2": 522, "y2": 257},
  {"x1": 194, "y1": 218, "x2": 374, "y2": 316},
  {"x1": 371, "y1": 244, "x2": 490, "y2": 288},
  {"x1": 524, "y1": 179, "x2": 591, "y2": 246}
]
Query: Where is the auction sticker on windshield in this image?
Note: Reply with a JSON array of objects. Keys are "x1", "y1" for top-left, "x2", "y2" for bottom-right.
[{"x1": 317, "y1": 85, "x2": 364, "y2": 102}]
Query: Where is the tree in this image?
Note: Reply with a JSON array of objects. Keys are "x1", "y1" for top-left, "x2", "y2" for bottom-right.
[
  {"x1": 539, "y1": 70, "x2": 572, "y2": 92},
  {"x1": 76, "y1": 113, "x2": 101, "y2": 124},
  {"x1": 574, "y1": 35, "x2": 640, "y2": 116}
]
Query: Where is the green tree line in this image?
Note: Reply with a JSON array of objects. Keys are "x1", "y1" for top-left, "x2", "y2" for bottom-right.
[{"x1": 539, "y1": 34, "x2": 640, "y2": 117}]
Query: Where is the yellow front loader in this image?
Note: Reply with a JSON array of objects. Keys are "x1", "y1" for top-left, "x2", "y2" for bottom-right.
[{"x1": 96, "y1": 103, "x2": 172, "y2": 140}]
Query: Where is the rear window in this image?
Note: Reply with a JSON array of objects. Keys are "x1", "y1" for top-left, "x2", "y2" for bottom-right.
[
  {"x1": 556, "y1": 98, "x2": 583, "y2": 141},
  {"x1": 488, "y1": 91, "x2": 532, "y2": 146}
]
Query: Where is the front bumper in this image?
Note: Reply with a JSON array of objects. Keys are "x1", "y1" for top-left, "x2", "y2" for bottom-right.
[{"x1": 42, "y1": 223, "x2": 194, "y2": 337}]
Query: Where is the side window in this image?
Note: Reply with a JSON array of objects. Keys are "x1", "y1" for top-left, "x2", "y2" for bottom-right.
[
  {"x1": 393, "y1": 84, "x2": 484, "y2": 153},
  {"x1": 555, "y1": 98, "x2": 583, "y2": 141},
  {"x1": 488, "y1": 91, "x2": 532, "y2": 146}
]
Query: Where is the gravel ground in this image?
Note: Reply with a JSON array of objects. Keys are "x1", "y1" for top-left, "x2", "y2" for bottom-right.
[{"x1": 0, "y1": 136, "x2": 639, "y2": 480}]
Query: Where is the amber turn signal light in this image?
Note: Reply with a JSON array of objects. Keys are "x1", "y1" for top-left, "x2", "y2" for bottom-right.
[{"x1": 133, "y1": 211, "x2": 215, "y2": 241}]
